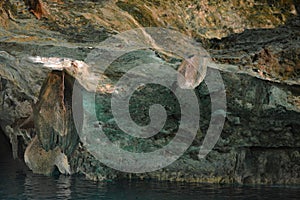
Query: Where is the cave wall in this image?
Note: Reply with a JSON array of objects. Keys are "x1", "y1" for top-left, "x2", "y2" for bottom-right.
[{"x1": 0, "y1": 0, "x2": 299, "y2": 183}]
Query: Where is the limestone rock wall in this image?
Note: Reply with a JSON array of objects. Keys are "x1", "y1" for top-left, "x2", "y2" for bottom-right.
[{"x1": 0, "y1": 0, "x2": 299, "y2": 184}]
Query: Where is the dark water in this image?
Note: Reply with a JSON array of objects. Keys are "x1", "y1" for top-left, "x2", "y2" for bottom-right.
[{"x1": 1, "y1": 134, "x2": 300, "y2": 199}]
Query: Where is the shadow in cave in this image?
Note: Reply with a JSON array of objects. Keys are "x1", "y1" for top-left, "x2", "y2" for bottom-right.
[
  {"x1": 0, "y1": 129, "x2": 72, "y2": 199},
  {"x1": 0, "y1": 128, "x2": 29, "y2": 197},
  {"x1": 0, "y1": 128, "x2": 28, "y2": 176},
  {"x1": 0, "y1": 128, "x2": 13, "y2": 161}
]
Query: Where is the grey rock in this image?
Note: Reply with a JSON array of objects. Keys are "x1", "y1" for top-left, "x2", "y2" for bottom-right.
[{"x1": 0, "y1": 0, "x2": 299, "y2": 184}]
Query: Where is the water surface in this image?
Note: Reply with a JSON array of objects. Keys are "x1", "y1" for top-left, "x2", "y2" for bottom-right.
[{"x1": 0, "y1": 133, "x2": 299, "y2": 199}]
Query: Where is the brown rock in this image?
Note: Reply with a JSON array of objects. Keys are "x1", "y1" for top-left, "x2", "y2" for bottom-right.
[
  {"x1": 25, "y1": 0, "x2": 48, "y2": 19},
  {"x1": 34, "y1": 70, "x2": 81, "y2": 156},
  {"x1": 24, "y1": 135, "x2": 71, "y2": 175}
]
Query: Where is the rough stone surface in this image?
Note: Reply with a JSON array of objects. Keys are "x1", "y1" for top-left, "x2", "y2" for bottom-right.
[
  {"x1": 0, "y1": 0, "x2": 299, "y2": 184},
  {"x1": 24, "y1": 135, "x2": 71, "y2": 175},
  {"x1": 34, "y1": 70, "x2": 80, "y2": 156}
]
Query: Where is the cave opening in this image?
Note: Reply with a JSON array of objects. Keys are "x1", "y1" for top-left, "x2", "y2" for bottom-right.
[
  {"x1": 0, "y1": 127, "x2": 29, "y2": 179},
  {"x1": 0, "y1": 128, "x2": 13, "y2": 161}
]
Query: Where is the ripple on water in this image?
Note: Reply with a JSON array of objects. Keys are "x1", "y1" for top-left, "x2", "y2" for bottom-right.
[
  {"x1": 0, "y1": 130, "x2": 299, "y2": 200},
  {"x1": 1, "y1": 159, "x2": 300, "y2": 200}
]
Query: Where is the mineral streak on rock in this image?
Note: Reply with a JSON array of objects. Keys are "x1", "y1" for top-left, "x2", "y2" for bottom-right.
[{"x1": 34, "y1": 69, "x2": 81, "y2": 156}]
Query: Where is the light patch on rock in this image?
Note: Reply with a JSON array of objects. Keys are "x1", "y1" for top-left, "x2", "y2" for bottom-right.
[
  {"x1": 28, "y1": 56, "x2": 101, "y2": 92},
  {"x1": 177, "y1": 55, "x2": 208, "y2": 89},
  {"x1": 55, "y1": 152, "x2": 71, "y2": 175},
  {"x1": 268, "y1": 86, "x2": 300, "y2": 112},
  {"x1": 24, "y1": 135, "x2": 71, "y2": 176}
]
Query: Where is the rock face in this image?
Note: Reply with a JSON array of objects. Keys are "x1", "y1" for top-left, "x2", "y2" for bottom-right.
[
  {"x1": 34, "y1": 70, "x2": 80, "y2": 156},
  {"x1": 209, "y1": 16, "x2": 300, "y2": 83},
  {"x1": 213, "y1": 70, "x2": 300, "y2": 184},
  {"x1": 0, "y1": 0, "x2": 299, "y2": 184},
  {"x1": 24, "y1": 135, "x2": 71, "y2": 175}
]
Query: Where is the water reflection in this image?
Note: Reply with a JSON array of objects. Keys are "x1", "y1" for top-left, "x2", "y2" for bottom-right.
[
  {"x1": 1, "y1": 160, "x2": 300, "y2": 200},
  {"x1": 24, "y1": 174, "x2": 72, "y2": 200},
  {"x1": 0, "y1": 130, "x2": 299, "y2": 200},
  {"x1": 57, "y1": 175, "x2": 72, "y2": 199}
]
